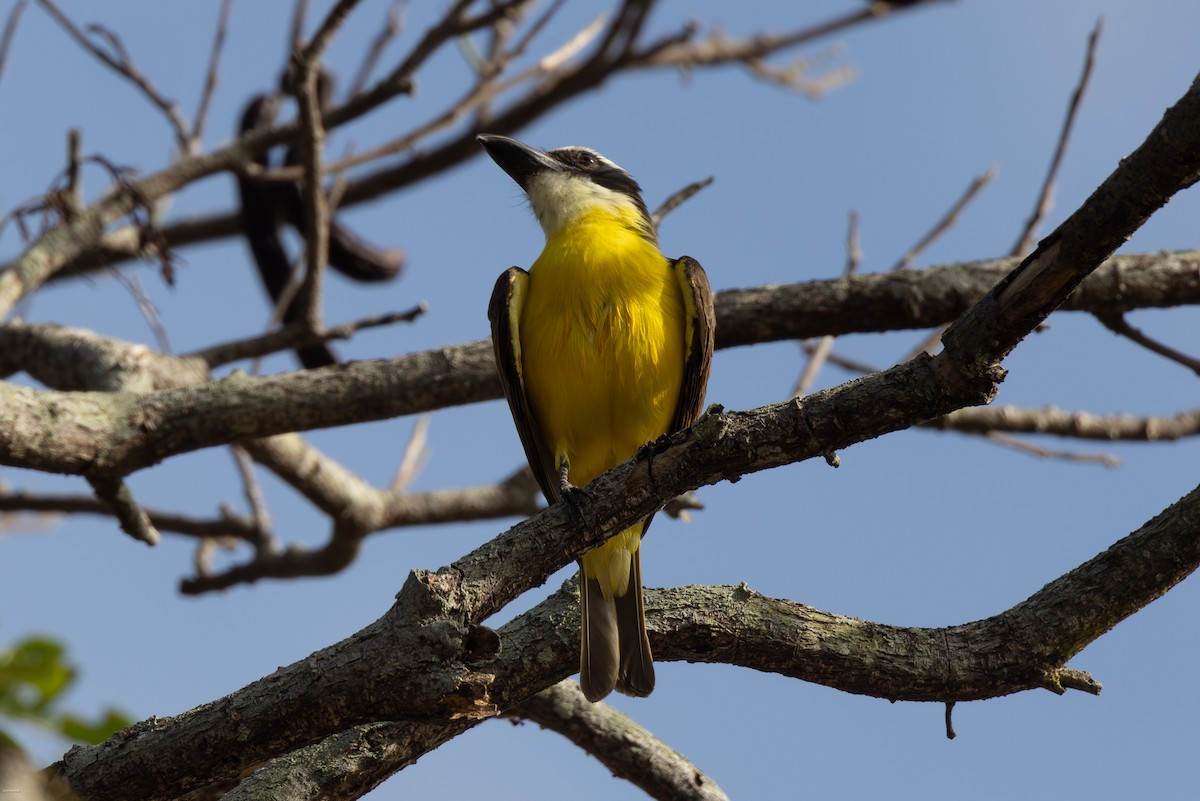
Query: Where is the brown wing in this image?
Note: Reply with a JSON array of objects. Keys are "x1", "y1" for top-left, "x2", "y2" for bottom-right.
[
  {"x1": 488, "y1": 267, "x2": 560, "y2": 504},
  {"x1": 669, "y1": 256, "x2": 716, "y2": 433}
]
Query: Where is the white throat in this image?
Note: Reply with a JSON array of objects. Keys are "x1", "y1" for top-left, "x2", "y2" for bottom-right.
[{"x1": 525, "y1": 171, "x2": 641, "y2": 239}]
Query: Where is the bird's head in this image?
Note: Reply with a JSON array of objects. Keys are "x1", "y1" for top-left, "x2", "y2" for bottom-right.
[{"x1": 477, "y1": 134, "x2": 655, "y2": 243}]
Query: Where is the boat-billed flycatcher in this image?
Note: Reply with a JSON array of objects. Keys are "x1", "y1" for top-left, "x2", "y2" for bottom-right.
[{"x1": 480, "y1": 134, "x2": 715, "y2": 702}]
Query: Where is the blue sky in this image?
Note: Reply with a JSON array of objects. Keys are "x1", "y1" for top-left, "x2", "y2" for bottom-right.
[{"x1": 3, "y1": 2, "x2": 1199, "y2": 799}]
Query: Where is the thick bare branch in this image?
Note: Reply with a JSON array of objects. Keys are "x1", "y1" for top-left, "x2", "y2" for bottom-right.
[
  {"x1": 933, "y1": 406, "x2": 1200, "y2": 441},
  {"x1": 748, "y1": 247, "x2": 1200, "y2": 343},
  {"x1": 53, "y1": 480, "x2": 1200, "y2": 800},
  {"x1": 218, "y1": 721, "x2": 456, "y2": 801},
  {"x1": 5, "y1": 251, "x2": 1200, "y2": 480},
  {"x1": 179, "y1": 435, "x2": 540, "y2": 594}
]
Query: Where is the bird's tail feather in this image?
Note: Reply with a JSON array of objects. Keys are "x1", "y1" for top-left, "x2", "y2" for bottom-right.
[
  {"x1": 614, "y1": 546, "x2": 654, "y2": 697},
  {"x1": 579, "y1": 525, "x2": 655, "y2": 702},
  {"x1": 579, "y1": 573, "x2": 619, "y2": 702}
]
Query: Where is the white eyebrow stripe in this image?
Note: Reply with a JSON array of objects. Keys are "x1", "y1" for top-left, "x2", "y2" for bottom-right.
[{"x1": 552, "y1": 146, "x2": 624, "y2": 172}]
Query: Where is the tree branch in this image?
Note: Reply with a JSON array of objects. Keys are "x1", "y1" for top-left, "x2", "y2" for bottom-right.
[
  {"x1": 38, "y1": 0, "x2": 941, "y2": 283},
  {"x1": 53, "y1": 480, "x2": 1200, "y2": 800},
  {"x1": 890, "y1": 167, "x2": 996, "y2": 272},
  {"x1": 4, "y1": 245, "x2": 1200, "y2": 481},
  {"x1": 0, "y1": 487, "x2": 261, "y2": 541},
  {"x1": 1095, "y1": 311, "x2": 1200, "y2": 376},
  {"x1": 1011, "y1": 17, "x2": 1103, "y2": 257},
  {"x1": 0, "y1": 0, "x2": 27, "y2": 90},
  {"x1": 512, "y1": 680, "x2": 731, "y2": 801},
  {"x1": 35, "y1": 0, "x2": 195, "y2": 153},
  {"x1": 190, "y1": 0, "x2": 233, "y2": 145},
  {"x1": 932, "y1": 406, "x2": 1200, "y2": 442}
]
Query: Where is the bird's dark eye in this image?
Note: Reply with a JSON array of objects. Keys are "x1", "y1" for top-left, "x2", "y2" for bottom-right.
[{"x1": 577, "y1": 152, "x2": 598, "y2": 169}]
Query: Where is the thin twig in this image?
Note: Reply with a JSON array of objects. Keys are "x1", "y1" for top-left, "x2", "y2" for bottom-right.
[
  {"x1": 191, "y1": 0, "x2": 234, "y2": 144},
  {"x1": 0, "y1": 488, "x2": 262, "y2": 541},
  {"x1": 791, "y1": 335, "x2": 834, "y2": 398},
  {"x1": 108, "y1": 269, "x2": 172, "y2": 354},
  {"x1": 390, "y1": 415, "x2": 432, "y2": 492},
  {"x1": 180, "y1": 457, "x2": 544, "y2": 594},
  {"x1": 742, "y1": 52, "x2": 855, "y2": 98},
  {"x1": 349, "y1": 1, "x2": 405, "y2": 99},
  {"x1": 890, "y1": 166, "x2": 996, "y2": 272},
  {"x1": 189, "y1": 304, "x2": 427, "y2": 368},
  {"x1": 845, "y1": 209, "x2": 862, "y2": 275},
  {"x1": 650, "y1": 176, "x2": 713, "y2": 227},
  {"x1": 36, "y1": 0, "x2": 194, "y2": 151},
  {"x1": 511, "y1": 0, "x2": 567, "y2": 58},
  {"x1": 230, "y1": 445, "x2": 273, "y2": 543},
  {"x1": 629, "y1": 1, "x2": 940, "y2": 70},
  {"x1": 64, "y1": 128, "x2": 83, "y2": 217},
  {"x1": 792, "y1": 210, "x2": 860, "y2": 398},
  {"x1": 800, "y1": 340, "x2": 878, "y2": 376},
  {"x1": 300, "y1": 0, "x2": 364, "y2": 65},
  {"x1": 288, "y1": 0, "x2": 309, "y2": 55},
  {"x1": 1012, "y1": 18, "x2": 1103, "y2": 258},
  {"x1": 896, "y1": 168, "x2": 997, "y2": 359},
  {"x1": 981, "y1": 432, "x2": 1119, "y2": 467},
  {"x1": 1096, "y1": 312, "x2": 1200, "y2": 376},
  {"x1": 86, "y1": 476, "x2": 159, "y2": 545},
  {"x1": 249, "y1": 261, "x2": 304, "y2": 376},
  {"x1": 23, "y1": 0, "x2": 939, "y2": 293},
  {"x1": 799, "y1": 342, "x2": 1141, "y2": 463},
  {"x1": 0, "y1": 0, "x2": 28, "y2": 90},
  {"x1": 512, "y1": 680, "x2": 732, "y2": 801},
  {"x1": 473, "y1": 0, "x2": 565, "y2": 131},
  {"x1": 261, "y1": 3, "x2": 592, "y2": 185}
]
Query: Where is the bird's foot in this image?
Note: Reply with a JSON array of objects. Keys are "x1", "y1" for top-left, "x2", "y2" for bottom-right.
[
  {"x1": 558, "y1": 462, "x2": 595, "y2": 527},
  {"x1": 637, "y1": 433, "x2": 675, "y2": 483},
  {"x1": 637, "y1": 433, "x2": 674, "y2": 462}
]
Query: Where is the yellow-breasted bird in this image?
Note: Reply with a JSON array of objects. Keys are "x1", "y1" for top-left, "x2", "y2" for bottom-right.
[{"x1": 479, "y1": 134, "x2": 715, "y2": 702}]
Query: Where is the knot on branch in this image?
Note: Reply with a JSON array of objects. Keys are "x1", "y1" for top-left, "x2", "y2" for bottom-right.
[
  {"x1": 389, "y1": 569, "x2": 476, "y2": 659},
  {"x1": 927, "y1": 349, "x2": 1004, "y2": 408}
]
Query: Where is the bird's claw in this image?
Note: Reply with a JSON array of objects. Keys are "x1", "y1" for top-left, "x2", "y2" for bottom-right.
[
  {"x1": 637, "y1": 433, "x2": 674, "y2": 462},
  {"x1": 560, "y1": 481, "x2": 595, "y2": 527}
]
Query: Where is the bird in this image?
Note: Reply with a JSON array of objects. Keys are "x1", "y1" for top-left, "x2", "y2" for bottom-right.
[{"x1": 480, "y1": 134, "x2": 714, "y2": 702}]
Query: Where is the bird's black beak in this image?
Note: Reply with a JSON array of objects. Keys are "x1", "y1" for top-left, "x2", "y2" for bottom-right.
[{"x1": 477, "y1": 134, "x2": 561, "y2": 189}]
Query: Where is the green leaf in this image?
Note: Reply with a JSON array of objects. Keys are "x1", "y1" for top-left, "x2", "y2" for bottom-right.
[
  {"x1": 58, "y1": 708, "x2": 132, "y2": 745},
  {"x1": 0, "y1": 634, "x2": 130, "y2": 749},
  {"x1": 0, "y1": 637, "x2": 76, "y2": 712}
]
